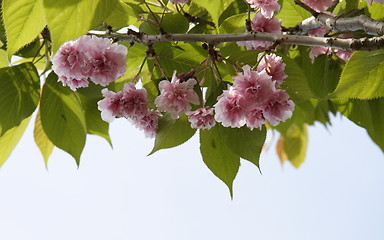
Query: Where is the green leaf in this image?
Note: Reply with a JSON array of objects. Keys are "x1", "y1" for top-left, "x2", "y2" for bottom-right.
[
  {"x1": 200, "y1": 124, "x2": 240, "y2": 197},
  {"x1": 222, "y1": 126, "x2": 266, "y2": 168},
  {"x1": 345, "y1": 0, "x2": 359, "y2": 12},
  {"x1": 331, "y1": 50, "x2": 384, "y2": 99},
  {"x1": 283, "y1": 124, "x2": 308, "y2": 168},
  {"x1": 334, "y1": 98, "x2": 384, "y2": 152},
  {"x1": 275, "y1": 0, "x2": 311, "y2": 27},
  {"x1": 367, "y1": 2, "x2": 384, "y2": 21},
  {"x1": 40, "y1": 73, "x2": 86, "y2": 164},
  {"x1": 0, "y1": 116, "x2": 31, "y2": 167},
  {"x1": 80, "y1": 95, "x2": 112, "y2": 146},
  {"x1": 0, "y1": 62, "x2": 40, "y2": 136},
  {"x1": 280, "y1": 56, "x2": 314, "y2": 103},
  {"x1": 218, "y1": 13, "x2": 247, "y2": 34},
  {"x1": 34, "y1": 110, "x2": 54, "y2": 167},
  {"x1": 193, "y1": 0, "x2": 233, "y2": 28},
  {"x1": 162, "y1": 13, "x2": 189, "y2": 33},
  {"x1": 3, "y1": 0, "x2": 46, "y2": 56},
  {"x1": 218, "y1": 0, "x2": 248, "y2": 26},
  {"x1": 0, "y1": 49, "x2": 9, "y2": 67},
  {"x1": 105, "y1": 1, "x2": 142, "y2": 29},
  {"x1": 43, "y1": 0, "x2": 119, "y2": 53},
  {"x1": 149, "y1": 115, "x2": 196, "y2": 155}
]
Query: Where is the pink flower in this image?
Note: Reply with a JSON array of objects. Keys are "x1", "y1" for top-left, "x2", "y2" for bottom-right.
[
  {"x1": 121, "y1": 83, "x2": 149, "y2": 119},
  {"x1": 186, "y1": 107, "x2": 216, "y2": 130},
  {"x1": 262, "y1": 89, "x2": 295, "y2": 126},
  {"x1": 233, "y1": 66, "x2": 275, "y2": 110},
  {"x1": 309, "y1": 46, "x2": 331, "y2": 63},
  {"x1": 86, "y1": 36, "x2": 128, "y2": 86},
  {"x1": 214, "y1": 87, "x2": 247, "y2": 128},
  {"x1": 58, "y1": 76, "x2": 89, "y2": 91},
  {"x1": 308, "y1": 27, "x2": 328, "y2": 37},
  {"x1": 134, "y1": 110, "x2": 161, "y2": 138},
  {"x1": 98, "y1": 89, "x2": 125, "y2": 123},
  {"x1": 154, "y1": 71, "x2": 200, "y2": 119},
  {"x1": 302, "y1": 0, "x2": 336, "y2": 12},
  {"x1": 51, "y1": 39, "x2": 89, "y2": 80},
  {"x1": 257, "y1": 53, "x2": 287, "y2": 87},
  {"x1": 237, "y1": 13, "x2": 281, "y2": 50},
  {"x1": 246, "y1": 109, "x2": 266, "y2": 130},
  {"x1": 169, "y1": 0, "x2": 188, "y2": 3},
  {"x1": 245, "y1": 0, "x2": 281, "y2": 18},
  {"x1": 335, "y1": 49, "x2": 354, "y2": 62}
]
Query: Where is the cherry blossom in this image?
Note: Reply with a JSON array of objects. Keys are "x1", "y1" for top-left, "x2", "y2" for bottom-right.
[
  {"x1": 309, "y1": 46, "x2": 330, "y2": 63},
  {"x1": 98, "y1": 88, "x2": 126, "y2": 123},
  {"x1": 237, "y1": 13, "x2": 281, "y2": 50},
  {"x1": 86, "y1": 36, "x2": 128, "y2": 86},
  {"x1": 257, "y1": 53, "x2": 287, "y2": 87},
  {"x1": 245, "y1": 0, "x2": 281, "y2": 18},
  {"x1": 58, "y1": 76, "x2": 89, "y2": 91},
  {"x1": 186, "y1": 107, "x2": 216, "y2": 130},
  {"x1": 246, "y1": 109, "x2": 266, "y2": 130},
  {"x1": 52, "y1": 35, "x2": 127, "y2": 90},
  {"x1": 262, "y1": 89, "x2": 295, "y2": 126},
  {"x1": 335, "y1": 49, "x2": 354, "y2": 62},
  {"x1": 134, "y1": 110, "x2": 161, "y2": 138},
  {"x1": 233, "y1": 66, "x2": 275, "y2": 110},
  {"x1": 121, "y1": 83, "x2": 149, "y2": 120},
  {"x1": 302, "y1": 0, "x2": 336, "y2": 12},
  {"x1": 154, "y1": 71, "x2": 200, "y2": 119},
  {"x1": 214, "y1": 87, "x2": 247, "y2": 128}
]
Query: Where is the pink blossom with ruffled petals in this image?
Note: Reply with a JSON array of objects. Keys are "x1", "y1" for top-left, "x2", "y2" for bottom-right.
[
  {"x1": 309, "y1": 46, "x2": 330, "y2": 63},
  {"x1": 134, "y1": 110, "x2": 161, "y2": 138},
  {"x1": 245, "y1": 0, "x2": 281, "y2": 18},
  {"x1": 186, "y1": 107, "x2": 216, "y2": 130},
  {"x1": 237, "y1": 13, "x2": 281, "y2": 50},
  {"x1": 246, "y1": 108, "x2": 266, "y2": 130},
  {"x1": 58, "y1": 76, "x2": 89, "y2": 91},
  {"x1": 262, "y1": 89, "x2": 295, "y2": 126},
  {"x1": 170, "y1": 0, "x2": 188, "y2": 3},
  {"x1": 214, "y1": 87, "x2": 247, "y2": 128},
  {"x1": 233, "y1": 66, "x2": 275, "y2": 110},
  {"x1": 97, "y1": 89, "x2": 125, "y2": 123},
  {"x1": 257, "y1": 53, "x2": 287, "y2": 87},
  {"x1": 51, "y1": 38, "x2": 89, "y2": 80},
  {"x1": 335, "y1": 49, "x2": 354, "y2": 62},
  {"x1": 121, "y1": 83, "x2": 149, "y2": 119},
  {"x1": 86, "y1": 36, "x2": 128, "y2": 86},
  {"x1": 302, "y1": 0, "x2": 336, "y2": 12},
  {"x1": 154, "y1": 71, "x2": 200, "y2": 119},
  {"x1": 308, "y1": 26, "x2": 328, "y2": 37}
]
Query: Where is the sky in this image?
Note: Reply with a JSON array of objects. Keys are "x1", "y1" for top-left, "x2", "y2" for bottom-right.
[{"x1": 0, "y1": 114, "x2": 383, "y2": 240}]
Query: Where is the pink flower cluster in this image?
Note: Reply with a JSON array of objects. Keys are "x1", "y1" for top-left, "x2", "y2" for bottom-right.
[
  {"x1": 97, "y1": 83, "x2": 160, "y2": 138},
  {"x1": 237, "y1": 13, "x2": 281, "y2": 50},
  {"x1": 302, "y1": 0, "x2": 336, "y2": 12},
  {"x1": 214, "y1": 54, "x2": 294, "y2": 129},
  {"x1": 52, "y1": 35, "x2": 127, "y2": 91},
  {"x1": 245, "y1": 0, "x2": 280, "y2": 18},
  {"x1": 155, "y1": 71, "x2": 200, "y2": 119},
  {"x1": 186, "y1": 107, "x2": 216, "y2": 130}
]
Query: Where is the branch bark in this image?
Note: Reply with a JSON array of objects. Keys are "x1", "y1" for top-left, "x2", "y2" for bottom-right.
[{"x1": 88, "y1": 30, "x2": 384, "y2": 51}]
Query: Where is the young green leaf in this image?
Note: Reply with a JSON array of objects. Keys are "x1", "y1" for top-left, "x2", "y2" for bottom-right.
[
  {"x1": 40, "y1": 73, "x2": 87, "y2": 165},
  {"x1": 283, "y1": 124, "x2": 308, "y2": 168},
  {"x1": 149, "y1": 115, "x2": 196, "y2": 155},
  {"x1": 34, "y1": 110, "x2": 54, "y2": 167},
  {"x1": 222, "y1": 126, "x2": 266, "y2": 168},
  {"x1": 43, "y1": 0, "x2": 119, "y2": 53},
  {"x1": 331, "y1": 49, "x2": 384, "y2": 99},
  {"x1": 275, "y1": 0, "x2": 311, "y2": 27},
  {"x1": 0, "y1": 116, "x2": 31, "y2": 167},
  {"x1": 200, "y1": 124, "x2": 240, "y2": 197},
  {"x1": 3, "y1": 0, "x2": 46, "y2": 56},
  {"x1": 0, "y1": 62, "x2": 40, "y2": 136}
]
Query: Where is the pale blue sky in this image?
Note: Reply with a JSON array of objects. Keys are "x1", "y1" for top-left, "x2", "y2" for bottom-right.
[{"x1": 0, "y1": 114, "x2": 383, "y2": 240}]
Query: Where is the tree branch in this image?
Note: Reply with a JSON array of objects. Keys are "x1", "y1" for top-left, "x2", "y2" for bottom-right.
[{"x1": 88, "y1": 30, "x2": 384, "y2": 51}]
